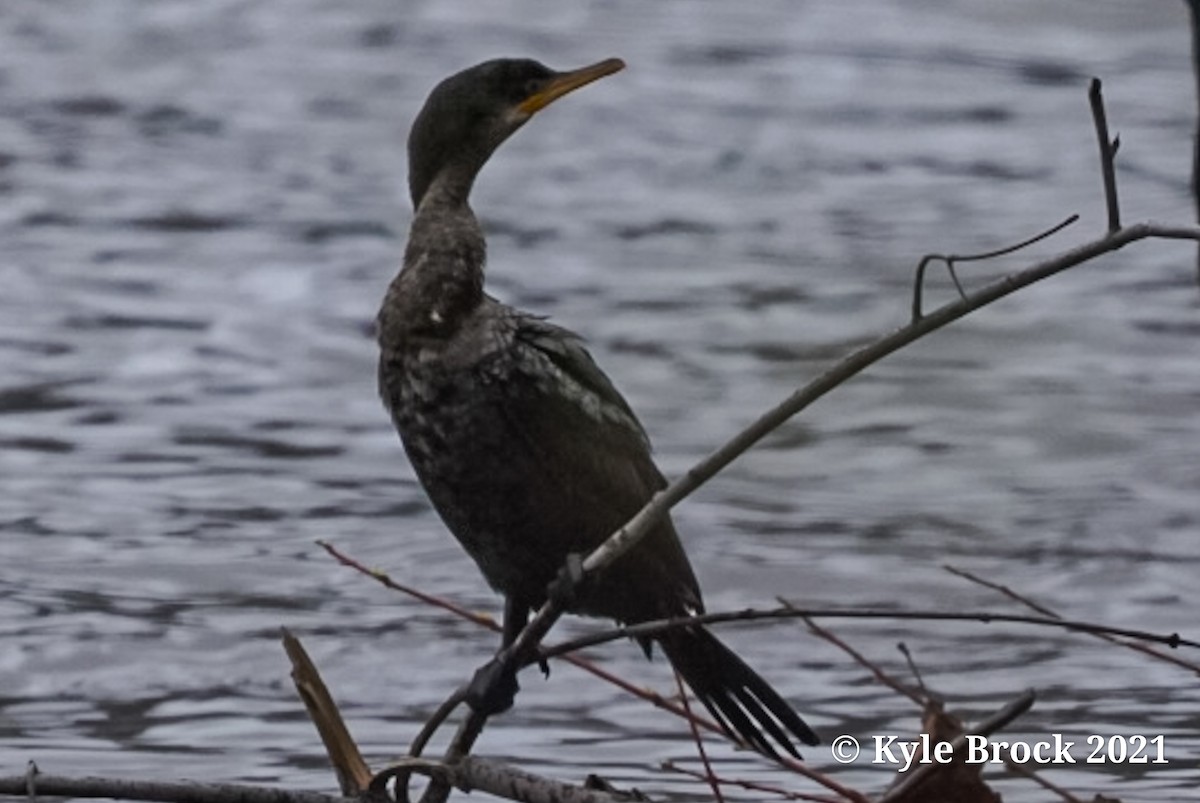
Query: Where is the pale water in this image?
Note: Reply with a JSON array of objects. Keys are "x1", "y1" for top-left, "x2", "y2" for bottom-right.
[{"x1": 1, "y1": 1, "x2": 1197, "y2": 800}]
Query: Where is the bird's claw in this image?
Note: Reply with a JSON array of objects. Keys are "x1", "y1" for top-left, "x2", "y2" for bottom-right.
[{"x1": 465, "y1": 655, "x2": 520, "y2": 715}]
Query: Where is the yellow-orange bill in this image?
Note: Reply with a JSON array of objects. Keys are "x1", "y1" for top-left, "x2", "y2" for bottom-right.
[{"x1": 518, "y1": 57, "x2": 626, "y2": 115}]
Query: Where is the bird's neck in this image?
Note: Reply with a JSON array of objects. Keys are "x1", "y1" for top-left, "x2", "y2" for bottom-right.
[{"x1": 378, "y1": 178, "x2": 487, "y2": 350}]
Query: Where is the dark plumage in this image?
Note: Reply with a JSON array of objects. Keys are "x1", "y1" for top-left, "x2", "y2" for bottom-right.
[{"x1": 376, "y1": 57, "x2": 818, "y2": 757}]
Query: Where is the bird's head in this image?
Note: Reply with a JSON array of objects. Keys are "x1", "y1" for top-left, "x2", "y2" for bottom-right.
[{"x1": 407, "y1": 57, "x2": 625, "y2": 209}]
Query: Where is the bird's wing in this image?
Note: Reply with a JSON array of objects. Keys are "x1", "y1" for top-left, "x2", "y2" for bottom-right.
[
  {"x1": 490, "y1": 311, "x2": 703, "y2": 620},
  {"x1": 512, "y1": 315, "x2": 652, "y2": 451}
]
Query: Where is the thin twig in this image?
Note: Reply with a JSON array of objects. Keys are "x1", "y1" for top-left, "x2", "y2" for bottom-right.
[
  {"x1": 768, "y1": 757, "x2": 871, "y2": 803},
  {"x1": 875, "y1": 690, "x2": 1036, "y2": 803},
  {"x1": 801, "y1": 616, "x2": 923, "y2": 706},
  {"x1": 319, "y1": 540, "x2": 502, "y2": 632},
  {"x1": 537, "y1": 605, "x2": 1197, "y2": 661},
  {"x1": 661, "y1": 762, "x2": 845, "y2": 803},
  {"x1": 408, "y1": 687, "x2": 469, "y2": 759},
  {"x1": 895, "y1": 643, "x2": 929, "y2": 701},
  {"x1": 1088, "y1": 78, "x2": 1121, "y2": 233},
  {"x1": 911, "y1": 214, "x2": 1078, "y2": 320},
  {"x1": 944, "y1": 564, "x2": 1200, "y2": 676},
  {"x1": 324, "y1": 541, "x2": 867, "y2": 800},
  {"x1": 418, "y1": 710, "x2": 488, "y2": 803},
  {"x1": 1001, "y1": 757, "x2": 1087, "y2": 803},
  {"x1": 674, "y1": 671, "x2": 725, "y2": 803},
  {"x1": 413, "y1": 218, "x2": 1200, "y2": 802},
  {"x1": 1189, "y1": 0, "x2": 1200, "y2": 281},
  {"x1": 318, "y1": 541, "x2": 731, "y2": 747}
]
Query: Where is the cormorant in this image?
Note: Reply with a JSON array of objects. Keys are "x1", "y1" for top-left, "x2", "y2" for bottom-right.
[{"x1": 376, "y1": 57, "x2": 819, "y2": 758}]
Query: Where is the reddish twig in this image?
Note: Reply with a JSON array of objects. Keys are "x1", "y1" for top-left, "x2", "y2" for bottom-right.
[
  {"x1": 674, "y1": 672, "x2": 725, "y2": 803},
  {"x1": 318, "y1": 540, "x2": 729, "y2": 738},
  {"x1": 319, "y1": 540, "x2": 501, "y2": 631},
  {"x1": 800, "y1": 615, "x2": 923, "y2": 706},
  {"x1": 323, "y1": 541, "x2": 870, "y2": 801},
  {"x1": 944, "y1": 564, "x2": 1200, "y2": 676}
]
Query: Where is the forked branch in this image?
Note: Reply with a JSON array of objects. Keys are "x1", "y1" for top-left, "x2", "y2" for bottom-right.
[
  {"x1": 402, "y1": 79, "x2": 1200, "y2": 803},
  {"x1": 911, "y1": 214, "x2": 1078, "y2": 321}
]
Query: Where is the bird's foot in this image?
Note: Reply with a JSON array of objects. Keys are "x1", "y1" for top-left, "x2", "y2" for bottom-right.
[
  {"x1": 464, "y1": 655, "x2": 520, "y2": 716},
  {"x1": 546, "y1": 552, "x2": 586, "y2": 609}
]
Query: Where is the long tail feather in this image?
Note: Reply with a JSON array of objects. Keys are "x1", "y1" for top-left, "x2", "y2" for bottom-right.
[{"x1": 658, "y1": 625, "x2": 819, "y2": 758}]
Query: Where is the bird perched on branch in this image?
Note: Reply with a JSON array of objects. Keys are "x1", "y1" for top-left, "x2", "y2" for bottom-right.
[{"x1": 376, "y1": 57, "x2": 819, "y2": 758}]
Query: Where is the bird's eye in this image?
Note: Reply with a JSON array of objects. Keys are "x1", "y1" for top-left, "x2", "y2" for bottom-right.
[{"x1": 522, "y1": 78, "x2": 545, "y2": 99}]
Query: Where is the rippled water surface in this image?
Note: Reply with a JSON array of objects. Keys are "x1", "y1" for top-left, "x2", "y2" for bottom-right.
[{"x1": 2, "y1": 1, "x2": 1198, "y2": 800}]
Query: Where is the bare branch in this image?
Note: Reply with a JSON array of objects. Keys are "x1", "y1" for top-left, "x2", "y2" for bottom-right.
[
  {"x1": 911, "y1": 214, "x2": 1078, "y2": 320},
  {"x1": 379, "y1": 203, "x2": 1200, "y2": 788},
  {"x1": 1189, "y1": 0, "x2": 1200, "y2": 281},
  {"x1": 895, "y1": 643, "x2": 929, "y2": 701},
  {"x1": 282, "y1": 630, "x2": 374, "y2": 797},
  {"x1": 944, "y1": 564, "x2": 1200, "y2": 676},
  {"x1": 536, "y1": 605, "x2": 1197, "y2": 662},
  {"x1": 520, "y1": 220, "x2": 1200, "y2": 682},
  {"x1": 0, "y1": 770, "x2": 351, "y2": 803},
  {"x1": 318, "y1": 540, "x2": 503, "y2": 634},
  {"x1": 413, "y1": 213, "x2": 1200, "y2": 795},
  {"x1": 368, "y1": 80, "x2": 1200, "y2": 798},
  {"x1": 317, "y1": 542, "x2": 735, "y2": 756},
  {"x1": 418, "y1": 713, "x2": 489, "y2": 803},
  {"x1": 377, "y1": 756, "x2": 637, "y2": 803},
  {"x1": 455, "y1": 756, "x2": 641, "y2": 803},
  {"x1": 1088, "y1": 78, "x2": 1121, "y2": 232},
  {"x1": 407, "y1": 686, "x2": 470, "y2": 761}
]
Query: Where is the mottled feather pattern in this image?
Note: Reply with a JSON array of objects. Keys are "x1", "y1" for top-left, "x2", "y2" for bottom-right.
[{"x1": 378, "y1": 57, "x2": 818, "y2": 754}]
